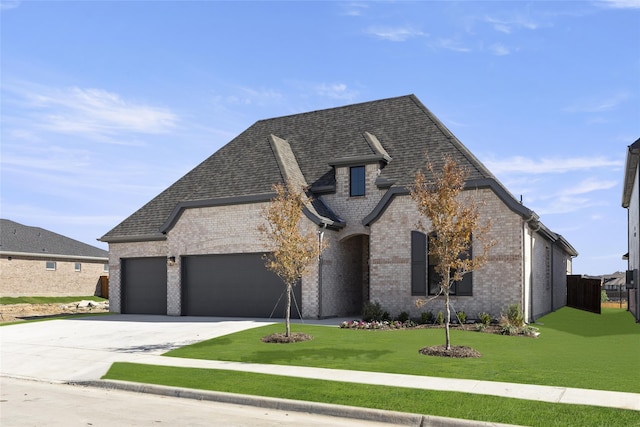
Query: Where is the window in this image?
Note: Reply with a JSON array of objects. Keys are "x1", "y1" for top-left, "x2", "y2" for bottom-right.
[
  {"x1": 46, "y1": 261, "x2": 56, "y2": 271},
  {"x1": 350, "y1": 166, "x2": 365, "y2": 197},
  {"x1": 428, "y1": 234, "x2": 473, "y2": 296},
  {"x1": 411, "y1": 231, "x2": 427, "y2": 295},
  {"x1": 75, "y1": 262, "x2": 82, "y2": 272},
  {"x1": 103, "y1": 263, "x2": 109, "y2": 272}
]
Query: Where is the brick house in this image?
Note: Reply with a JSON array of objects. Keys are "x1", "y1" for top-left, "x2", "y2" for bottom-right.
[
  {"x1": 622, "y1": 137, "x2": 640, "y2": 322},
  {"x1": 100, "y1": 95, "x2": 577, "y2": 322},
  {"x1": 0, "y1": 219, "x2": 109, "y2": 297}
]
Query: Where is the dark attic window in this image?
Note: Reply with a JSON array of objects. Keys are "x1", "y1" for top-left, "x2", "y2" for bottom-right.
[{"x1": 350, "y1": 165, "x2": 365, "y2": 197}]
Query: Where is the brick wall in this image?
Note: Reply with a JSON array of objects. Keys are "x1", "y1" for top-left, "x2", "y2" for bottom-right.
[
  {"x1": 109, "y1": 202, "x2": 323, "y2": 318},
  {"x1": 108, "y1": 240, "x2": 167, "y2": 313},
  {"x1": 0, "y1": 256, "x2": 108, "y2": 297},
  {"x1": 368, "y1": 189, "x2": 525, "y2": 320},
  {"x1": 322, "y1": 163, "x2": 386, "y2": 238}
]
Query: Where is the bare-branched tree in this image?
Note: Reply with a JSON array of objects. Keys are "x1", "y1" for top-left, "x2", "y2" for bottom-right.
[
  {"x1": 410, "y1": 157, "x2": 493, "y2": 350},
  {"x1": 258, "y1": 181, "x2": 324, "y2": 338}
]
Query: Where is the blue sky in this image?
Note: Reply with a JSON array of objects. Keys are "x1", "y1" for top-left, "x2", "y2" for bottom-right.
[{"x1": 1, "y1": 1, "x2": 638, "y2": 275}]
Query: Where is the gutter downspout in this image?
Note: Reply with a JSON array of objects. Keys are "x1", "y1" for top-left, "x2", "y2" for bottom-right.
[
  {"x1": 317, "y1": 224, "x2": 326, "y2": 319},
  {"x1": 550, "y1": 241, "x2": 555, "y2": 314},
  {"x1": 523, "y1": 214, "x2": 540, "y2": 323}
]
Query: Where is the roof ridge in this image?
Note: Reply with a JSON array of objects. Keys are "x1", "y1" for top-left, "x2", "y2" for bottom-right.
[{"x1": 255, "y1": 94, "x2": 416, "y2": 125}]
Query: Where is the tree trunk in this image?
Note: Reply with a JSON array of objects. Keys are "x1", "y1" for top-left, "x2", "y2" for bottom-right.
[
  {"x1": 445, "y1": 289, "x2": 451, "y2": 350},
  {"x1": 444, "y1": 268, "x2": 451, "y2": 350},
  {"x1": 285, "y1": 283, "x2": 292, "y2": 337}
]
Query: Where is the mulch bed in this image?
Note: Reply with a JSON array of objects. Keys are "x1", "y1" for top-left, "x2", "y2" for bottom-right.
[
  {"x1": 261, "y1": 332, "x2": 314, "y2": 343},
  {"x1": 418, "y1": 345, "x2": 482, "y2": 358}
]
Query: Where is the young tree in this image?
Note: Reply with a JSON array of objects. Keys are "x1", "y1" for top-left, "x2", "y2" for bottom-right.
[
  {"x1": 410, "y1": 157, "x2": 493, "y2": 351},
  {"x1": 258, "y1": 181, "x2": 324, "y2": 339}
]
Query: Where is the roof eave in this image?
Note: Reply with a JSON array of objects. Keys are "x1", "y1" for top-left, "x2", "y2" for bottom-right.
[
  {"x1": 0, "y1": 250, "x2": 108, "y2": 262},
  {"x1": 622, "y1": 138, "x2": 640, "y2": 208},
  {"x1": 98, "y1": 234, "x2": 167, "y2": 244}
]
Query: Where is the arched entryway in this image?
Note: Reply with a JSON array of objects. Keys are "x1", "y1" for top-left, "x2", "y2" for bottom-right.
[{"x1": 320, "y1": 234, "x2": 369, "y2": 317}]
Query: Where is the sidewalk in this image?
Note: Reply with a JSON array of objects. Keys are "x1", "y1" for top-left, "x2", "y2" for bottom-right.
[{"x1": 103, "y1": 353, "x2": 640, "y2": 411}]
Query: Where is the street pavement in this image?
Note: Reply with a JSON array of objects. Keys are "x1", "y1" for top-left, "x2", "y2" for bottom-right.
[
  {"x1": 1, "y1": 377, "x2": 406, "y2": 427},
  {"x1": 1, "y1": 314, "x2": 638, "y2": 426}
]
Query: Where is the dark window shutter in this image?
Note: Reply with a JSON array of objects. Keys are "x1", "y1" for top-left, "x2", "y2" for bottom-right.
[
  {"x1": 411, "y1": 231, "x2": 426, "y2": 295},
  {"x1": 428, "y1": 232, "x2": 441, "y2": 295},
  {"x1": 454, "y1": 241, "x2": 473, "y2": 296}
]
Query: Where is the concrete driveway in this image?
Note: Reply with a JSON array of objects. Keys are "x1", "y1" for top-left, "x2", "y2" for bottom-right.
[{"x1": 0, "y1": 314, "x2": 275, "y2": 382}]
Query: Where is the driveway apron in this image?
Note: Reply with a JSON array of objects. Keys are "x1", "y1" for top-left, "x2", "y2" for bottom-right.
[{"x1": 0, "y1": 315, "x2": 274, "y2": 382}]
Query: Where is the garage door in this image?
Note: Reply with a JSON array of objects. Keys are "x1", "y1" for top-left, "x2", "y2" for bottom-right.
[
  {"x1": 182, "y1": 253, "x2": 301, "y2": 318},
  {"x1": 122, "y1": 257, "x2": 167, "y2": 314}
]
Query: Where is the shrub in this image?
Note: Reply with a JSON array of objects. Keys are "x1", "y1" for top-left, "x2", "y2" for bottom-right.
[
  {"x1": 500, "y1": 324, "x2": 519, "y2": 336},
  {"x1": 362, "y1": 301, "x2": 385, "y2": 322},
  {"x1": 478, "y1": 312, "x2": 491, "y2": 326},
  {"x1": 397, "y1": 311, "x2": 410, "y2": 323},
  {"x1": 420, "y1": 311, "x2": 433, "y2": 325},
  {"x1": 339, "y1": 319, "x2": 416, "y2": 330},
  {"x1": 601, "y1": 290, "x2": 609, "y2": 302},
  {"x1": 498, "y1": 304, "x2": 539, "y2": 337},
  {"x1": 436, "y1": 311, "x2": 444, "y2": 325},
  {"x1": 503, "y1": 303, "x2": 525, "y2": 328},
  {"x1": 457, "y1": 311, "x2": 467, "y2": 324}
]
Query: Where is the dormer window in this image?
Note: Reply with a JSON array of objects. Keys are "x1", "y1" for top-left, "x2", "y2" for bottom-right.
[{"x1": 350, "y1": 166, "x2": 365, "y2": 197}]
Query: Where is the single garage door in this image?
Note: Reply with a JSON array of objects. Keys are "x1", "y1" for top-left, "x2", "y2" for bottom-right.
[
  {"x1": 182, "y1": 253, "x2": 301, "y2": 318},
  {"x1": 122, "y1": 257, "x2": 167, "y2": 314}
]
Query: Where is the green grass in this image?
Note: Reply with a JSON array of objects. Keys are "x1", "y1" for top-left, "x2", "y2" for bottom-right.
[
  {"x1": 0, "y1": 296, "x2": 106, "y2": 305},
  {"x1": 103, "y1": 362, "x2": 640, "y2": 427},
  {"x1": 164, "y1": 307, "x2": 640, "y2": 393}
]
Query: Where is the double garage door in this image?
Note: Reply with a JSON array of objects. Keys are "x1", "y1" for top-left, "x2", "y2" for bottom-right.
[{"x1": 121, "y1": 254, "x2": 301, "y2": 318}]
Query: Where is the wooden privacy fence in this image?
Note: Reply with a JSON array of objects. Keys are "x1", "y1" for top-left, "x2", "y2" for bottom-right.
[
  {"x1": 99, "y1": 275, "x2": 109, "y2": 299},
  {"x1": 567, "y1": 275, "x2": 601, "y2": 314}
]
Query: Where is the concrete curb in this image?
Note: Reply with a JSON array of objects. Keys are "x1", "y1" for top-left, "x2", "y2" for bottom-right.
[{"x1": 73, "y1": 379, "x2": 522, "y2": 427}]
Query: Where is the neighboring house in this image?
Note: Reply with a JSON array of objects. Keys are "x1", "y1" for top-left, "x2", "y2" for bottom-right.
[
  {"x1": 100, "y1": 95, "x2": 577, "y2": 321},
  {"x1": 0, "y1": 219, "x2": 109, "y2": 297},
  {"x1": 622, "y1": 137, "x2": 640, "y2": 322}
]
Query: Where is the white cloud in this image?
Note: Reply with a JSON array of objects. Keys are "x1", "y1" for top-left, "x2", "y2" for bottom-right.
[
  {"x1": 341, "y1": 2, "x2": 368, "y2": 17},
  {"x1": 563, "y1": 92, "x2": 631, "y2": 113},
  {"x1": 366, "y1": 26, "x2": 426, "y2": 42},
  {"x1": 558, "y1": 178, "x2": 617, "y2": 196},
  {"x1": 596, "y1": 0, "x2": 640, "y2": 9},
  {"x1": 314, "y1": 82, "x2": 358, "y2": 101},
  {"x1": 483, "y1": 156, "x2": 623, "y2": 174},
  {"x1": 0, "y1": 0, "x2": 21, "y2": 11},
  {"x1": 431, "y1": 38, "x2": 471, "y2": 53},
  {"x1": 490, "y1": 43, "x2": 510, "y2": 56},
  {"x1": 32, "y1": 87, "x2": 177, "y2": 134},
  {"x1": 224, "y1": 86, "x2": 283, "y2": 106},
  {"x1": 535, "y1": 195, "x2": 606, "y2": 215},
  {"x1": 483, "y1": 15, "x2": 539, "y2": 34}
]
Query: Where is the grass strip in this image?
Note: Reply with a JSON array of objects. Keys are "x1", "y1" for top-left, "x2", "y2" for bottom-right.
[
  {"x1": 165, "y1": 308, "x2": 640, "y2": 393},
  {"x1": 0, "y1": 296, "x2": 106, "y2": 305},
  {"x1": 0, "y1": 312, "x2": 112, "y2": 327},
  {"x1": 103, "y1": 362, "x2": 639, "y2": 427}
]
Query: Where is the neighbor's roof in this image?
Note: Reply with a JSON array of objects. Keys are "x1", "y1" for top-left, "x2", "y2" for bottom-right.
[
  {"x1": 100, "y1": 94, "x2": 577, "y2": 257},
  {"x1": 0, "y1": 219, "x2": 108, "y2": 260}
]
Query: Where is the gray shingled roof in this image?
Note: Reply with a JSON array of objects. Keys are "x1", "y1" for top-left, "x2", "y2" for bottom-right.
[
  {"x1": 1, "y1": 219, "x2": 108, "y2": 259},
  {"x1": 100, "y1": 95, "x2": 512, "y2": 241}
]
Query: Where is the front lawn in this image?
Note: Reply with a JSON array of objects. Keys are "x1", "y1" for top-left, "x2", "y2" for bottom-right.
[
  {"x1": 104, "y1": 362, "x2": 639, "y2": 427},
  {"x1": 164, "y1": 307, "x2": 639, "y2": 393}
]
